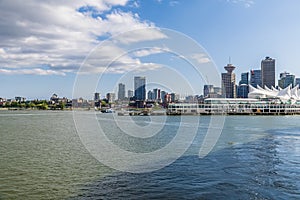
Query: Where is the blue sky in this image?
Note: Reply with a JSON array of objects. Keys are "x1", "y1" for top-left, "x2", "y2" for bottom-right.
[{"x1": 1, "y1": 0, "x2": 300, "y2": 100}]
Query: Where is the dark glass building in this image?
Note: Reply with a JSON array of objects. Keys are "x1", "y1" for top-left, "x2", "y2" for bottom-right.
[
  {"x1": 278, "y1": 72, "x2": 295, "y2": 88},
  {"x1": 239, "y1": 72, "x2": 249, "y2": 85},
  {"x1": 296, "y1": 78, "x2": 300, "y2": 88},
  {"x1": 134, "y1": 76, "x2": 146, "y2": 100},
  {"x1": 237, "y1": 72, "x2": 249, "y2": 98},
  {"x1": 250, "y1": 69, "x2": 262, "y2": 88},
  {"x1": 261, "y1": 57, "x2": 275, "y2": 88},
  {"x1": 203, "y1": 85, "x2": 214, "y2": 97},
  {"x1": 237, "y1": 84, "x2": 249, "y2": 98},
  {"x1": 118, "y1": 83, "x2": 126, "y2": 100}
]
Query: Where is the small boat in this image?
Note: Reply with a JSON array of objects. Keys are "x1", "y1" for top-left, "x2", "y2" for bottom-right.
[{"x1": 105, "y1": 108, "x2": 115, "y2": 113}]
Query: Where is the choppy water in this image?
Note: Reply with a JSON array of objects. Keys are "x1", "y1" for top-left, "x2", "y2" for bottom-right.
[{"x1": 0, "y1": 111, "x2": 300, "y2": 199}]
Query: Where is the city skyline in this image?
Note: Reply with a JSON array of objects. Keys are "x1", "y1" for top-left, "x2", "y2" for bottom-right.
[
  {"x1": 1, "y1": 1, "x2": 300, "y2": 100},
  {"x1": 104, "y1": 65, "x2": 300, "y2": 100},
  {"x1": 0, "y1": 60, "x2": 299, "y2": 101}
]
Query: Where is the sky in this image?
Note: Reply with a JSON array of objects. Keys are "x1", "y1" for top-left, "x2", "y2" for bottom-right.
[{"x1": 1, "y1": 0, "x2": 300, "y2": 100}]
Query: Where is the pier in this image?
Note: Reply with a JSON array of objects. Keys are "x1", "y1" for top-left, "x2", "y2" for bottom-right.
[{"x1": 166, "y1": 98, "x2": 300, "y2": 115}]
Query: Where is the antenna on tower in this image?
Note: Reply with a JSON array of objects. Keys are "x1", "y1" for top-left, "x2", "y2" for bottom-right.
[{"x1": 229, "y1": 56, "x2": 231, "y2": 64}]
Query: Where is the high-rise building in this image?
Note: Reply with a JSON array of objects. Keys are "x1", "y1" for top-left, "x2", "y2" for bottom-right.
[
  {"x1": 94, "y1": 92, "x2": 100, "y2": 101},
  {"x1": 261, "y1": 57, "x2": 275, "y2": 88},
  {"x1": 106, "y1": 93, "x2": 115, "y2": 103},
  {"x1": 296, "y1": 78, "x2": 300, "y2": 88},
  {"x1": 118, "y1": 83, "x2": 126, "y2": 100},
  {"x1": 128, "y1": 90, "x2": 133, "y2": 98},
  {"x1": 134, "y1": 76, "x2": 146, "y2": 100},
  {"x1": 160, "y1": 90, "x2": 167, "y2": 101},
  {"x1": 239, "y1": 72, "x2": 249, "y2": 85},
  {"x1": 222, "y1": 64, "x2": 236, "y2": 98},
  {"x1": 237, "y1": 72, "x2": 249, "y2": 98},
  {"x1": 157, "y1": 89, "x2": 161, "y2": 100},
  {"x1": 164, "y1": 93, "x2": 171, "y2": 104},
  {"x1": 203, "y1": 85, "x2": 214, "y2": 97},
  {"x1": 278, "y1": 72, "x2": 295, "y2": 88},
  {"x1": 237, "y1": 84, "x2": 249, "y2": 98},
  {"x1": 250, "y1": 69, "x2": 262, "y2": 88},
  {"x1": 153, "y1": 88, "x2": 161, "y2": 100},
  {"x1": 94, "y1": 92, "x2": 101, "y2": 107},
  {"x1": 147, "y1": 90, "x2": 154, "y2": 100},
  {"x1": 170, "y1": 93, "x2": 180, "y2": 102},
  {"x1": 213, "y1": 87, "x2": 222, "y2": 96}
]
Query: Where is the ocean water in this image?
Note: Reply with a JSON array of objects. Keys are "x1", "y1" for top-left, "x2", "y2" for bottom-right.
[{"x1": 0, "y1": 111, "x2": 300, "y2": 199}]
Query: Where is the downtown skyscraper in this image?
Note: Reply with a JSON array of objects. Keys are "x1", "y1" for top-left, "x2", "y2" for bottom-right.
[
  {"x1": 239, "y1": 72, "x2": 249, "y2": 85},
  {"x1": 237, "y1": 72, "x2": 249, "y2": 98},
  {"x1": 250, "y1": 69, "x2": 262, "y2": 88},
  {"x1": 296, "y1": 78, "x2": 300, "y2": 88},
  {"x1": 261, "y1": 57, "x2": 275, "y2": 88},
  {"x1": 203, "y1": 85, "x2": 214, "y2": 97},
  {"x1": 118, "y1": 83, "x2": 125, "y2": 100},
  {"x1": 221, "y1": 63, "x2": 236, "y2": 98},
  {"x1": 134, "y1": 76, "x2": 146, "y2": 100},
  {"x1": 128, "y1": 90, "x2": 134, "y2": 98},
  {"x1": 278, "y1": 72, "x2": 295, "y2": 88}
]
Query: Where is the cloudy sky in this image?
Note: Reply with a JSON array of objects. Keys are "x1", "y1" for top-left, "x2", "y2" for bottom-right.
[{"x1": 1, "y1": 0, "x2": 300, "y2": 99}]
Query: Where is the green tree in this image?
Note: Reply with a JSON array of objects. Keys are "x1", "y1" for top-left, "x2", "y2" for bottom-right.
[
  {"x1": 4, "y1": 102, "x2": 11, "y2": 108},
  {"x1": 29, "y1": 102, "x2": 36, "y2": 109},
  {"x1": 20, "y1": 103, "x2": 26, "y2": 108},
  {"x1": 11, "y1": 101, "x2": 19, "y2": 108},
  {"x1": 37, "y1": 102, "x2": 48, "y2": 110},
  {"x1": 101, "y1": 100, "x2": 107, "y2": 107},
  {"x1": 59, "y1": 102, "x2": 65, "y2": 110}
]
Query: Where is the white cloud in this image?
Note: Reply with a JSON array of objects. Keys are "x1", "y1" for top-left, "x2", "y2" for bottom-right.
[
  {"x1": 0, "y1": 0, "x2": 166, "y2": 75},
  {"x1": 0, "y1": 68, "x2": 66, "y2": 76},
  {"x1": 104, "y1": 12, "x2": 167, "y2": 44},
  {"x1": 130, "y1": 1, "x2": 140, "y2": 8},
  {"x1": 74, "y1": 40, "x2": 165, "y2": 75},
  {"x1": 191, "y1": 53, "x2": 211, "y2": 64},
  {"x1": 114, "y1": 27, "x2": 167, "y2": 44},
  {"x1": 133, "y1": 47, "x2": 170, "y2": 57},
  {"x1": 105, "y1": 62, "x2": 162, "y2": 74},
  {"x1": 0, "y1": 48, "x2": 5, "y2": 54},
  {"x1": 169, "y1": 1, "x2": 179, "y2": 7},
  {"x1": 226, "y1": 0, "x2": 254, "y2": 8}
]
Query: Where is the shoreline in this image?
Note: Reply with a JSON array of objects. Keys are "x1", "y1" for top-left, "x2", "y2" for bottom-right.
[{"x1": 1, "y1": 108, "x2": 300, "y2": 116}]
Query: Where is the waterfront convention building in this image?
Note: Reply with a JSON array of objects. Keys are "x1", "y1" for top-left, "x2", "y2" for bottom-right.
[
  {"x1": 167, "y1": 85, "x2": 300, "y2": 115},
  {"x1": 248, "y1": 84, "x2": 300, "y2": 103}
]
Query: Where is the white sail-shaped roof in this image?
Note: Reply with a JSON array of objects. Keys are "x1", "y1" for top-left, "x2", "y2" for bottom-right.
[
  {"x1": 248, "y1": 84, "x2": 300, "y2": 103},
  {"x1": 265, "y1": 85, "x2": 278, "y2": 96},
  {"x1": 277, "y1": 85, "x2": 291, "y2": 100},
  {"x1": 257, "y1": 85, "x2": 264, "y2": 91},
  {"x1": 291, "y1": 85, "x2": 299, "y2": 99},
  {"x1": 248, "y1": 85, "x2": 266, "y2": 99},
  {"x1": 265, "y1": 86, "x2": 273, "y2": 92},
  {"x1": 271, "y1": 86, "x2": 279, "y2": 92}
]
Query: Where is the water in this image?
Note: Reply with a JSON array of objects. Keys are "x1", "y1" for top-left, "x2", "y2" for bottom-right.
[
  {"x1": 0, "y1": 111, "x2": 112, "y2": 199},
  {"x1": 0, "y1": 111, "x2": 300, "y2": 199}
]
